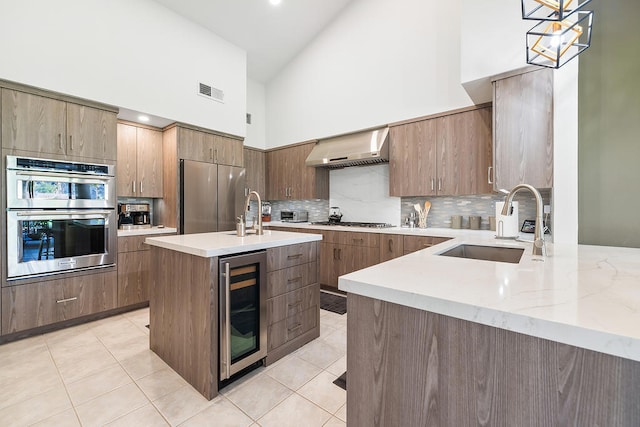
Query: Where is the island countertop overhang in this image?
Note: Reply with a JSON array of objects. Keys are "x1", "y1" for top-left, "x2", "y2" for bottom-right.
[{"x1": 145, "y1": 230, "x2": 322, "y2": 258}]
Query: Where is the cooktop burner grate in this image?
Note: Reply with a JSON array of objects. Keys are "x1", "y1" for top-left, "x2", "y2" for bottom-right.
[{"x1": 312, "y1": 221, "x2": 394, "y2": 228}]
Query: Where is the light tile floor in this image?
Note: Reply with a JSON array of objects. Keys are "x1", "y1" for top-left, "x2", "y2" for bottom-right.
[{"x1": 0, "y1": 308, "x2": 347, "y2": 426}]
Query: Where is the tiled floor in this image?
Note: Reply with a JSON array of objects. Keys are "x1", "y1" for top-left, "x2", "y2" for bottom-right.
[{"x1": 0, "y1": 308, "x2": 347, "y2": 426}]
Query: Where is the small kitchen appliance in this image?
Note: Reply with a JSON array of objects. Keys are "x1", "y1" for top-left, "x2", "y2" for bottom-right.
[
  {"x1": 280, "y1": 210, "x2": 308, "y2": 223},
  {"x1": 261, "y1": 202, "x2": 271, "y2": 222},
  {"x1": 118, "y1": 203, "x2": 151, "y2": 229},
  {"x1": 495, "y1": 201, "x2": 519, "y2": 238},
  {"x1": 328, "y1": 207, "x2": 343, "y2": 223}
]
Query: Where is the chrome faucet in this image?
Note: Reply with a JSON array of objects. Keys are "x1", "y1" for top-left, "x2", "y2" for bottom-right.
[
  {"x1": 243, "y1": 190, "x2": 263, "y2": 235},
  {"x1": 501, "y1": 184, "x2": 545, "y2": 256}
]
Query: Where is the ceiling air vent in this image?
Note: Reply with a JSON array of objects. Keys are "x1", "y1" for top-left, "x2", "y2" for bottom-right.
[{"x1": 198, "y1": 82, "x2": 224, "y2": 103}]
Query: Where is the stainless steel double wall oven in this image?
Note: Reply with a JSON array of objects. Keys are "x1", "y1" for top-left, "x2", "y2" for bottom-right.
[{"x1": 5, "y1": 155, "x2": 117, "y2": 279}]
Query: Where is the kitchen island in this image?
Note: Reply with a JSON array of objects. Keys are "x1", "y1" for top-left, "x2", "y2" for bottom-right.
[
  {"x1": 339, "y1": 236, "x2": 640, "y2": 425},
  {"x1": 145, "y1": 230, "x2": 322, "y2": 400}
]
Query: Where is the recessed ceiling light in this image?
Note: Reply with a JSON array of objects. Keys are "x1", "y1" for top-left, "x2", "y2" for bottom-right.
[
  {"x1": 269, "y1": 0, "x2": 282, "y2": 5},
  {"x1": 138, "y1": 115, "x2": 150, "y2": 122}
]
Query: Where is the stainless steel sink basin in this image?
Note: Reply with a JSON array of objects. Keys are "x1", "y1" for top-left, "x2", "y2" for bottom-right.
[{"x1": 438, "y1": 244, "x2": 524, "y2": 264}]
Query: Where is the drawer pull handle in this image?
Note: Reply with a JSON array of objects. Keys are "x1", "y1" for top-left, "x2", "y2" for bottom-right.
[
  {"x1": 56, "y1": 297, "x2": 78, "y2": 304},
  {"x1": 423, "y1": 244, "x2": 432, "y2": 247},
  {"x1": 287, "y1": 276, "x2": 302, "y2": 283},
  {"x1": 388, "y1": 239, "x2": 394, "y2": 252},
  {"x1": 288, "y1": 300, "x2": 303, "y2": 308},
  {"x1": 287, "y1": 254, "x2": 303, "y2": 260},
  {"x1": 288, "y1": 323, "x2": 302, "y2": 332},
  {"x1": 352, "y1": 238, "x2": 364, "y2": 243}
]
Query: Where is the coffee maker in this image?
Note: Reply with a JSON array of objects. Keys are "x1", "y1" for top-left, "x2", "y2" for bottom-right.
[{"x1": 118, "y1": 203, "x2": 151, "y2": 229}]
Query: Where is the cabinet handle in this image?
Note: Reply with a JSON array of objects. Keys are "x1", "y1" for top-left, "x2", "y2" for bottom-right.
[
  {"x1": 333, "y1": 248, "x2": 337, "y2": 260},
  {"x1": 423, "y1": 244, "x2": 432, "y2": 247},
  {"x1": 214, "y1": 148, "x2": 218, "y2": 163},
  {"x1": 287, "y1": 276, "x2": 303, "y2": 283},
  {"x1": 438, "y1": 178, "x2": 442, "y2": 191},
  {"x1": 488, "y1": 166, "x2": 493, "y2": 184},
  {"x1": 140, "y1": 179, "x2": 143, "y2": 194},
  {"x1": 288, "y1": 323, "x2": 302, "y2": 332},
  {"x1": 287, "y1": 254, "x2": 303, "y2": 260},
  {"x1": 288, "y1": 300, "x2": 303, "y2": 308},
  {"x1": 209, "y1": 147, "x2": 213, "y2": 160},
  {"x1": 431, "y1": 178, "x2": 435, "y2": 191},
  {"x1": 58, "y1": 134, "x2": 63, "y2": 149},
  {"x1": 388, "y1": 239, "x2": 394, "y2": 252},
  {"x1": 352, "y1": 238, "x2": 364, "y2": 243},
  {"x1": 338, "y1": 248, "x2": 342, "y2": 260},
  {"x1": 69, "y1": 135, "x2": 74, "y2": 150},
  {"x1": 132, "y1": 181, "x2": 136, "y2": 193},
  {"x1": 56, "y1": 297, "x2": 78, "y2": 304}
]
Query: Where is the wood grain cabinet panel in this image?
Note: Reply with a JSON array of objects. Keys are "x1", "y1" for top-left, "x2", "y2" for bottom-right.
[
  {"x1": 213, "y1": 134, "x2": 243, "y2": 167},
  {"x1": 176, "y1": 127, "x2": 242, "y2": 167},
  {"x1": 267, "y1": 241, "x2": 317, "y2": 271},
  {"x1": 244, "y1": 147, "x2": 266, "y2": 197},
  {"x1": 66, "y1": 103, "x2": 117, "y2": 161},
  {"x1": 319, "y1": 231, "x2": 380, "y2": 289},
  {"x1": 1, "y1": 271, "x2": 117, "y2": 334},
  {"x1": 380, "y1": 234, "x2": 404, "y2": 262},
  {"x1": 117, "y1": 123, "x2": 163, "y2": 197},
  {"x1": 117, "y1": 251, "x2": 150, "y2": 307},
  {"x1": 266, "y1": 142, "x2": 329, "y2": 200},
  {"x1": 389, "y1": 106, "x2": 492, "y2": 197},
  {"x1": 403, "y1": 235, "x2": 451, "y2": 254},
  {"x1": 267, "y1": 262, "x2": 317, "y2": 299},
  {"x1": 493, "y1": 69, "x2": 553, "y2": 190}
]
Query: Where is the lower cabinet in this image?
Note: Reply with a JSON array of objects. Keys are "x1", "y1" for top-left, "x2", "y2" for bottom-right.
[
  {"x1": 266, "y1": 241, "x2": 320, "y2": 364},
  {"x1": 380, "y1": 234, "x2": 404, "y2": 262},
  {"x1": 117, "y1": 233, "x2": 174, "y2": 307},
  {"x1": 319, "y1": 230, "x2": 380, "y2": 289},
  {"x1": 1, "y1": 270, "x2": 117, "y2": 334},
  {"x1": 403, "y1": 235, "x2": 451, "y2": 254}
]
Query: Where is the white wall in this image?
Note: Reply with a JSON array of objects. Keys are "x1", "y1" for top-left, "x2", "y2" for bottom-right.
[
  {"x1": 265, "y1": 0, "x2": 474, "y2": 148},
  {"x1": 245, "y1": 79, "x2": 267, "y2": 149},
  {"x1": 0, "y1": 0, "x2": 247, "y2": 137}
]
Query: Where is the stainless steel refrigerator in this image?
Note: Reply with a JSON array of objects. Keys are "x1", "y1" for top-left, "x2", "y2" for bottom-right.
[{"x1": 180, "y1": 159, "x2": 246, "y2": 234}]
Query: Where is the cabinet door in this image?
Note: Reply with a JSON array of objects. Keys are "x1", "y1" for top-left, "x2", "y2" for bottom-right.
[
  {"x1": 493, "y1": 69, "x2": 553, "y2": 190},
  {"x1": 266, "y1": 149, "x2": 288, "y2": 200},
  {"x1": 214, "y1": 135, "x2": 243, "y2": 166},
  {"x1": 389, "y1": 120, "x2": 437, "y2": 197},
  {"x1": 437, "y1": 107, "x2": 493, "y2": 196},
  {"x1": 244, "y1": 147, "x2": 266, "y2": 196},
  {"x1": 137, "y1": 127, "x2": 163, "y2": 197},
  {"x1": 66, "y1": 103, "x2": 117, "y2": 160},
  {"x1": 296, "y1": 143, "x2": 329, "y2": 200},
  {"x1": 117, "y1": 251, "x2": 150, "y2": 306},
  {"x1": 342, "y1": 245, "x2": 380, "y2": 275},
  {"x1": 319, "y1": 242, "x2": 340, "y2": 289},
  {"x1": 177, "y1": 127, "x2": 214, "y2": 162},
  {"x1": 1, "y1": 89, "x2": 67, "y2": 155},
  {"x1": 380, "y1": 234, "x2": 404, "y2": 262},
  {"x1": 116, "y1": 123, "x2": 138, "y2": 197}
]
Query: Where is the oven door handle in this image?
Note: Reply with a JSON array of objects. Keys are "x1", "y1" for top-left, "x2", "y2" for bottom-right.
[
  {"x1": 14, "y1": 170, "x2": 114, "y2": 181},
  {"x1": 220, "y1": 262, "x2": 232, "y2": 381},
  {"x1": 13, "y1": 210, "x2": 113, "y2": 217}
]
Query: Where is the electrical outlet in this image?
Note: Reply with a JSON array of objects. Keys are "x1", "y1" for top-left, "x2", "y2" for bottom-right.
[{"x1": 544, "y1": 205, "x2": 551, "y2": 214}]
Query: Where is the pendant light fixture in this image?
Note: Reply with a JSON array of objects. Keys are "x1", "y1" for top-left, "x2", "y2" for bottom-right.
[{"x1": 521, "y1": 0, "x2": 594, "y2": 69}]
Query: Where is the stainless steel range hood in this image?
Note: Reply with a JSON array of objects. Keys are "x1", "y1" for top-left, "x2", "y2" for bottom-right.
[{"x1": 305, "y1": 127, "x2": 389, "y2": 168}]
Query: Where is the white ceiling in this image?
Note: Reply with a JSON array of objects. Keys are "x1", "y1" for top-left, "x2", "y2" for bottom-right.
[{"x1": 151, "y1": 0, "x2": 356, "y2": 83}]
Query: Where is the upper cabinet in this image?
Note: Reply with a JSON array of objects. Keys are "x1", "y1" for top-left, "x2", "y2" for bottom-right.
[
  {"x1": 244, "y1": 147, "x2": 266, "y2": 197},
  {"x1": 493, "y1": 69, "x2": 553, "y2": 190},
  {"x1": 117, "y1": 123, "x2": 163, "y2": 197},
  {"x1": 266, "y1": 142, "x2": 329, "y2": 200},
  {"x1": 177, "y1": 127, "x2": 243, "y2": 167},
  {"x1": 389, "y1": 106, "x2": 493, "y2": 197},
  {"x1": 1, "y1": 88, "x2": 117, "y2": 161}
]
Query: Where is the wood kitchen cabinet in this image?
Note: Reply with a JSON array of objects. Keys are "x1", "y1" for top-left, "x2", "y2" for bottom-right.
[
  {"x1": 403, "y1": 235, "x2": 451, "y2": 254},
  {"x1": 266, "y1": 142, "x2": 329, "y2": 200},
  {"x1": 389, "y1": 105, "x2": 492, "y2": 197},
  {"x1": 493, "y1": 68, "x2": 553, "y2": 190},
  {"x1": 117, "y1": 123, "x2": 163, "y2": 197},
  {"x1": 244, "y1": 147, "x2": 266, "y2": 197},
  {"x1": 266, "y1": 241, "x2": 320, "y2": 364},
  {"x1": 1, "y1": 270, "x2": 117, "y2": 335},
  {"x1": 177, "y1": 126, "x2": 243, "y2": 167},
  {"x1": 380, "y1": 234, "x2": 404, "y2": 262},
  {"x1": 1, "y1": 88, "x2": 117, "y2": 161},
  {"x1": 319, "y1": 230, "x2": 380, "y2": 289}
]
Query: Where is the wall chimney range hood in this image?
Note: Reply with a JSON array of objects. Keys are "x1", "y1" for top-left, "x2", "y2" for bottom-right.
[{"x1": 305, "y1": 127, "x2": 389, "y2": 168}]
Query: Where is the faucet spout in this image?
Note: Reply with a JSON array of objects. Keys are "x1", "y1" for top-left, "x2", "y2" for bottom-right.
[
  {"x1": 243, "y1": 191, "x2": 263, "y2": 235},
  {"x1": 501, "y1": 184, "x2": 545, "y2": 256}
]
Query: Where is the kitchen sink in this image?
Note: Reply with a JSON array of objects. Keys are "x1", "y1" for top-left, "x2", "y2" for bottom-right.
[{"x1": 438, "y1": 244, "x2": 524, "y2": 264}]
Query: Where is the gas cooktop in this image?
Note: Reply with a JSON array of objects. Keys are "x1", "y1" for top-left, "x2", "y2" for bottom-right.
[{"x1": 312, "y1": 221, "x2": 394, "y2": 229}]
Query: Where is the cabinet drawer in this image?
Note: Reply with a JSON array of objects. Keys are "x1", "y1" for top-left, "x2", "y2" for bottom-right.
[
  {"x1": 267, "y1": 242, "x2": 318, "y2": 271},
  {"x1": 403, "y1": 235, "x2": 451, "y2": 254},
  {"x1": 1, "y1": 271, "x2": 117, "y2": 334},
  {"x1": 268, "y1": 283, "x2": 319, "y2": 325},
  {"x1": 268, "y1": 304, "x2": 318, "y2": 351},
  {"x1": 118, "y1": 233, "x2": 174, "y2": 253},
  {"x1": 267, "y1": 262, "x2": 317, "y2": 299},
  {"x1": 339, "y1": 231, "x2": 380, "y2": 248}
]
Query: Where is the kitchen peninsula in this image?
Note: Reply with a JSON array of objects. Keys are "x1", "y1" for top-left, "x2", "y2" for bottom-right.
[
  {"x1": 145, "y1": 230, "x2": 322, "y2": 400},
  {"x1": 339, "y1": 236, "x2": 640, "y2": 425}
]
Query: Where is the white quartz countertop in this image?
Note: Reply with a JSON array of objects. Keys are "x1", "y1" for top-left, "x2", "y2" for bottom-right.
[
  {"x1": 118, "y1": 226, "x2": 178, "y2": 237},
  {"x1": 338, "y1": 234, "x2": 640, "y2": 362},
  {"x1": 144, "y1": 229, "x2": 322, "y2": 258}
]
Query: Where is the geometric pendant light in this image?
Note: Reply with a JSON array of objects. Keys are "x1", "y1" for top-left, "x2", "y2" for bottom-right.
[{"x1": 521, "y1": 0, "x2": 594, "y2": 68}]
